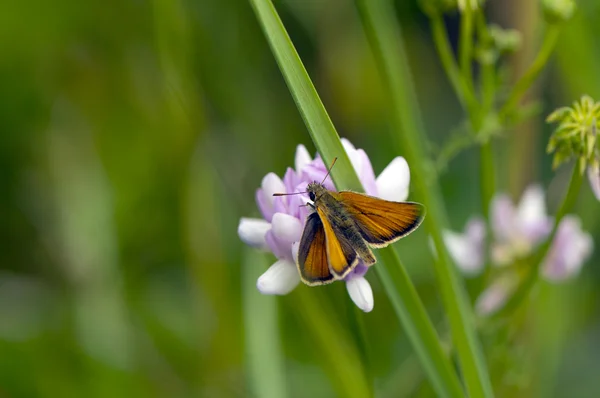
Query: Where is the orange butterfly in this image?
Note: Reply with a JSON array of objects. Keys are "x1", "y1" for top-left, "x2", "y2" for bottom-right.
[{"x1": 275, "y1": 158, "x2": 425, "y2": 286}]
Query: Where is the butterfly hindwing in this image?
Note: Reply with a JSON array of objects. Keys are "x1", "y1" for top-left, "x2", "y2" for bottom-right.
[
  {"x1": 316, "y1": 207, "x2": 358, "y2": 278},
  {"x1": 338, "y1": 191, "x2": 425, "y2": 248},
  {"x1": 297, "y1": 212, "x2": 336, "y2": 285}
]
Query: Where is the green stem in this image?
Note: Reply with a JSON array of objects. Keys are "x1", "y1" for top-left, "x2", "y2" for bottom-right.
[
  {"x1": 248, "y1": 0, "x2": 362, "y2": 191},
  {"x1": 476, "y1": 11, "x2": 495, "y2": 117},
  {"x1": 429, "y1": 13, "x2": 479, "y2": 119},
  {"x1": 488, "y1": 164, "x2": 583, "y2": 319},
  {"x1": 459, "y1": 5, "x2": 475, "y2": 96},
  {"x1": 243, "y1": 249, "x2": 287, "y2": 398},
  {"x1": 248, "y1": 1, "x2": 464, "y2": 396},
  {"x1": 376, "y1": 248, "x2": 464, "y2": 398},
  {"x1": 499, "y1": 25, "x2": 561, "y2": 120},
  {"x1": 355, "y1": 1, "x2": 493, "y2": 397}
]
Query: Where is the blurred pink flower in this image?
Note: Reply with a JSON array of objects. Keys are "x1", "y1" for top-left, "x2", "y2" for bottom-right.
[
  {"x1": 442, "y1": 185, "x2": 593, "y2": 315},
  {"x1": 238, "y1": 139, "x2": 412, "y2": 312}
]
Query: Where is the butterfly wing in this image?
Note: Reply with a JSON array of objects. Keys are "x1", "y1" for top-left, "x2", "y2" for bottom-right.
[
  {"x1": 297, "y1": 212, "x2": 337, "y2": 285},
  {"x1": 316, "y1": 207, "x2": 358, "y2": 278},
  {"x1": 338, "y1": 191, "x2": 425, "y2": 248}
]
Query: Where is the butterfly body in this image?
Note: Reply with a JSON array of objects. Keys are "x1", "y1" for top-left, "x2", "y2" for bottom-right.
[{"x1": 297, "y1": 181, "x2": 425, "y2": 286}]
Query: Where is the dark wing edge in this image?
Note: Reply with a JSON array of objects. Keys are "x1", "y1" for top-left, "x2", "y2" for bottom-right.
[{"x1": 297, "y1": 212, "x2": 337, "y2": 286}]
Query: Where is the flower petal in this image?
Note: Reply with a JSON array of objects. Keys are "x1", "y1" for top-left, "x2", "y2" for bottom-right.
[
  {"x1": 542, "y1": 216, "x2": 594, "y2": 281},
  {"x1": 376, "y1": 156, "x2": 410, "y2": 201},
  {"x1": 443, "y1": 229, "x2": 484, "y2": 275},
  {"x1": 265, "y1": 229, "x2": 291, "y2": 261},
  {"x1": 295, "y1": 144, "x2": 312, "y2": 172},
  {"x1": 587, "y1": 164, "x2": 600, "y2": 200},
  {"x1": 271, "y1": 213, "x2": 303, "y2": 243},
  {"x1": 475, "y1": 278, "x2": 514, "y2": 316},
  {"x1": 346, "y1": 276, "x2": 374, "y2": 312},
  {"x1": 517, "y1": 185, "x2": 551, "y2": 242},
  {"x1": 341, "y1": 138, "x2": 363, "y2": 175},
  {"x1": 257, "y1": 259, "x2": 300, "y2": 295},
  {"x1": 291, "y1": 242, "x2": 300, "y2": 266},
  {"x1": 256, "y1": 173, "x2": 286, "y2": 222},
  {"x1": 262, "y1": 173, "x2": 286, "y2": 202},
  {"x1": 238, "y1": 218, "x2": 271, "y2": 250},
  {"x1": 490, "y1": 194, "x2": 515, "y2": 241}
]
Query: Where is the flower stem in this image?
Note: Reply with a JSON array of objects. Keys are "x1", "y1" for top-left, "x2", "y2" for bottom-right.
[
  {"x1": 488, "y1": 164, "x2": 583, "y2": 319},
  {"x1": 459, "y1": 5, "x2": 475, "y2": 97},
  {"x1": 376, "y1": 248, "x2": 465, "y2": 398},
  {"x1": 499, "y1": 25, "x2": 561, "y2": 120},
  {"x1": 248, "y1": 1, "x2": 464, "y2": 396},
  {"x1": 429, "y1": 12, "x2": 479, "y2": 119},
  {"x1": 355, "y1": 1, "x2": 493, "y2": 397},
  {"x1": 243, "y1": 249, "x2": 287, "y2": 398}
]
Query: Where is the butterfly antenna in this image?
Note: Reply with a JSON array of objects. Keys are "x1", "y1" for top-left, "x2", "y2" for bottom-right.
[
  {"x1": 320, "y1": 157, "x2": 337, "y2": 185},
  {"x1": 273, "y1": 191, "x2": 307, "y2": 197}
]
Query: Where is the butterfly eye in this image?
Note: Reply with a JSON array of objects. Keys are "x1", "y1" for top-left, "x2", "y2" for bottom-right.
[{"x1": 309, "y1": 192, "x2": 315, "y2": 201}]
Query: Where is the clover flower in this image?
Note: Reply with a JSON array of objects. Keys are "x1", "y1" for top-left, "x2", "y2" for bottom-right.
[
  {"x1": 238, "y1": 139, "x2": 412, "y2": 312},
  {"x1": 442, "y1": 185, "x2": 593, "y2": 314}
]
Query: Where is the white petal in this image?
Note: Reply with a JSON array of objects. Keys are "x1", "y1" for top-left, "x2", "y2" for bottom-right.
[
  {"x1": 587, "y1": 164, "x2": 600, "y2": 200},
  {"x1": 261, "y1": 173, "x2": 286, "y2": 208},
  {"x1": 271, "y1": 213, "x2": 303, "y2": 243},
  {"x1": 238, "y1": 218, "x2": 271, "y2": 250},
  {"x1": 295, "y1": 144, "x2": 312, "y2": 172},
  {"x1": 443, "y1": 230, "x2": 483, "y2": 275},
  {"x1": 517, "y1": 185, "x2": 547, "y2": 228},
  {"x1": 256, "y1": 260, "x2": 300, "y2": 295},
  {"x1": 291, "y1": 242, "x2": 300, "y2": 265},
  {"x1": 376, "y1": 157, "x2": 410, "y2": 201},
  {"x1": 346, "y1": 277, "x2": 374, "y2": 312},
  {"x1": 341, "y1": 138, "x2": 363, "y2": 175}
]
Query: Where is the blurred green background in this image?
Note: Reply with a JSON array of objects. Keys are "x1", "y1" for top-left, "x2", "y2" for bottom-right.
[{"x1": 2, "y1": 0, "x2": 600, "y2": 397}]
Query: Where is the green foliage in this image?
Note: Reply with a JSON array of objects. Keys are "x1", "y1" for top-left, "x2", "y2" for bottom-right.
[{"x1": 1, "y1": 0, "x2": 600, "y2": 397}]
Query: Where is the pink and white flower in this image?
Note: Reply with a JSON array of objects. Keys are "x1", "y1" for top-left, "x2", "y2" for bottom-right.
[
  {"x1": 442, "y1": 185, "x2": 593, "y2": 315},
  {"x1": 238, "y1": 139, "x2": 413, "y2": 312}
]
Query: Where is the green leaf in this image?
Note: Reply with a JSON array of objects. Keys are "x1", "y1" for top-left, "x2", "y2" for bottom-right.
[
  {"x1": 248, "y1": 1, "x2": 464, "y2": 397},
  {"x1": 242, "y1": 249, "x2": 287, "y2": 398},
  {"x1": 354, "y1": 0, "x2": 494, "y2": 396}
]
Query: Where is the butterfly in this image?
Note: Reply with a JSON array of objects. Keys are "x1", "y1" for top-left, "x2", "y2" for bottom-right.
[{"x1": 275, "y1": 158, "x2": 425, "y2": 286}]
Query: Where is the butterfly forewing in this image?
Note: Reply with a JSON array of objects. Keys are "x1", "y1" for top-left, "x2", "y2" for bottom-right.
[
  {"x1": 297, "y1": 212, "x2": 336, "y2": 285},
  {"x1": 339, "y1": 191, "x2": 425, "y2": 247},
  {"x1": 316, "y1": 207, "x2": 358, "y2": 278}
]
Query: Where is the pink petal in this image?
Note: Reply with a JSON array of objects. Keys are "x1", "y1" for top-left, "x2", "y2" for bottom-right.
[{"x1": 271, "y1": 213, "x2": 303, "y2": 243}]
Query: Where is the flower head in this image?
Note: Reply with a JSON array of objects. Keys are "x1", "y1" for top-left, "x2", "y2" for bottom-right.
[
  {"x1": 238, "y1": 139, "x2": 412, "y2": 312},
  {"x1": 442, "y1": 184, "x2": 593, "y2": 315},
  {"x1": 541, "y1": 216, "x2": 593, "y2": 281},
  {"x1": 490, "y1": 185, "x2": 552, "y2": 266},
  {"x1": 442, "y1": 216, "x2": 486, "y2": 276},
  {"x1": 546, "y1": 96, "x2": 600, "y2": 200}
]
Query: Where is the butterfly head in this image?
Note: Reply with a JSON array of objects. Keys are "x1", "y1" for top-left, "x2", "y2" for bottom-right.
[{"x1": 306, "y1": 181, "x2": 328, "y2": 203}]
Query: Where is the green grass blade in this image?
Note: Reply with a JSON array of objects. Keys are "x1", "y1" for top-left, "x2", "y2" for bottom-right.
[
  {"x1": 293, "y1": 287, "x2": 372, "y2": 398},
  {"x1": 248, "y1": 0, "x2": 361, "y2": 191},
  {"x1": 376, "y1": 248, "x2": 464, "y2": 397},
  {"x1": 249, "y1": 1, "x2": 464, "y2": 396},
  {"x1": 355, "y1": 0, "x2": 494, "y2": 397},
  {"x1": 242, "y1": 248, "x2": 288, "y2": 398}
]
